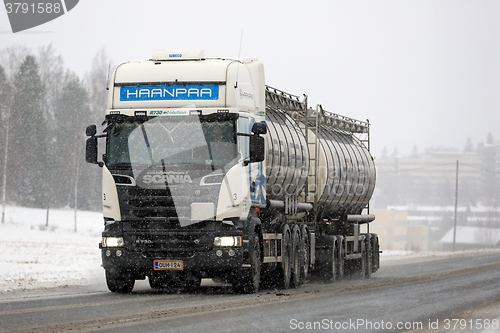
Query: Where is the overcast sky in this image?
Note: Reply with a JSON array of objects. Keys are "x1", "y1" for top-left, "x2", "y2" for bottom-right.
[{"x1": 1, "y1": 0, "x2": 499, "y2": 157}]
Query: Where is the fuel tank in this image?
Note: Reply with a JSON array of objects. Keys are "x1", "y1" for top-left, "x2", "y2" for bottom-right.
[{"x1": 264, "y1": 108, "x2": 376, "y2": 217}]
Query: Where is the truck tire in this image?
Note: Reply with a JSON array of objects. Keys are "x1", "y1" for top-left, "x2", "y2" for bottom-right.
[
  {"x1": 233, "y1": 232, "x2": 261, "y2": 294},
  {"x1": 359, "y1": 240, "x2": 367, "y2": 278},
  {"x1": 371, "y1": 234, "x2": 380, "y2": 273},
  {"x1": 290, "y1": 225, "x2": 301, "y2": 288},
  {"x1": 277, "y1": 224, "x2": 292, "y2": 289},
  {"x1": 336, "y1": 236, "x2": 344, "y2": 281},
  {"x1": 299, "y1": 225, "x2": 310, "y2": 285},
  {"x1": 106, "y1": 269, "x2": 135, "y2": 293},
  {"x1": 364, "y1": 236, "x2": 372, "y2": 279}
]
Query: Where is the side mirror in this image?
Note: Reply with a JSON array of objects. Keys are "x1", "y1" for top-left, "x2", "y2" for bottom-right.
[
  {"x1": 86, "y1": 124, "x2": 97, "y2": 137},
  {"x1": 85, "y1": 136, "x2": 98, "y2": 164},
  {"x1": 249, "y1": 135, "x2": 265, "y2": 163},
  {"x1": 251, "y1": 122, "x2": 267, "y2": 135}
]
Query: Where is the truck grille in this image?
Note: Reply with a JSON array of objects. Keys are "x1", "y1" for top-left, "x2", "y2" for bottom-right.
[
  {"x1": 116, "y1": 185, "x2": 216, "y2": 254},
  {"x1": 117, "y1": 186, "x2": 191, "y2": 222}
]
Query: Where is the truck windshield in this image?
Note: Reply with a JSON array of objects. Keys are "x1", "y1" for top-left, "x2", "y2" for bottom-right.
[{"x1": 106, "y1": 115, "x2": 238, "y2": 170}]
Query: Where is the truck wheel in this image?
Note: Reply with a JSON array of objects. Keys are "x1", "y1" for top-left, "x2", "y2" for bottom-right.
[
  {"x1": 233, "y1": 232, "x2": 261, "y2": 294},
  {"x1": 106, "y1": 269, "x2": 135, "y2": 293},
  {"x1": 299, "y1": 225, "x2": 309, "y2": 285},
  {"x1": 277, "y1": 224, "x2": 292, "y2": 289},
  {"x1": 359, "y1": 240, "x2": 367, "y2": 279},
  {"x1": 336, "y1": 236, "x2": 344, "y2": 281},
  {"x1": 371, "y1": 234, "x2": 380, "y2": 273},
  {"x1": 290, "y1": 225, "x2": 301, "y2": 288},
  {"x1": 364, "y1": 237, "x2": 372, "y2": 279}
]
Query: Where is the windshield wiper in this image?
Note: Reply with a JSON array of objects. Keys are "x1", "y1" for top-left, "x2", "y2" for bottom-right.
[{"x1": 140, "y1": 124, "x2": 154, "y2": 164}]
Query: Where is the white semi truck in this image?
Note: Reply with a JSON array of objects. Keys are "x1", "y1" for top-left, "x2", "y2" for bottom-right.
[{"x1": 85, "y1": 49, "x2": 379, "y2": 293}]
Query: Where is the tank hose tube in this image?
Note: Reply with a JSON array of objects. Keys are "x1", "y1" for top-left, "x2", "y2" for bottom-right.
[
  {"x1": 346, "y1": 214, "x2": 376, "y2": 224},
  {"x1": 267, "y1": 199, "x2": 313, "y2": 212}
]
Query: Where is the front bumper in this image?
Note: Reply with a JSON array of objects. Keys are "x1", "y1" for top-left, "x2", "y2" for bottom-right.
[{"x1": 100, "y1": 246, "x2": 244, "y2": 278}]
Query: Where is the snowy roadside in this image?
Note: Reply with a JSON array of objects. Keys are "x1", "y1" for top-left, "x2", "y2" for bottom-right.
[
  {"x1": 380, "y1": 247, "x2": 500, "y2": 269},
  {"x1": 381, "y1": 248, "x2": 500, "y2": 260},
  {"x1": 0, "y1": 205, "x2": 104, "y2": 293}
]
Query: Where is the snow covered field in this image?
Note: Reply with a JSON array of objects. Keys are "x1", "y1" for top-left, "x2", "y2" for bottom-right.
[{"x1": 0, "y1": 205, "x2": 104, "y2": 293}]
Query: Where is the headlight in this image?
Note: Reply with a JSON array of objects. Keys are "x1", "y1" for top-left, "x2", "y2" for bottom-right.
[
  {"x1": 102, "y1": 237, "x2": 124, "y2": 247},
  {"x1": 214, "y1": 236, "x2": 242, "y2": 247}
]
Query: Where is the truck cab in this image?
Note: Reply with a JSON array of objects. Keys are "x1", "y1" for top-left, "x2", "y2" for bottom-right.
[{"x1": 86, "y1": 50, "x2": 267, "y2": 292}]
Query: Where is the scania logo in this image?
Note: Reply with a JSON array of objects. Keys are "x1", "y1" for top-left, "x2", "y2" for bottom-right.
[{"x1": 143, "y1": 174, "x2": 193, "y2": 184}]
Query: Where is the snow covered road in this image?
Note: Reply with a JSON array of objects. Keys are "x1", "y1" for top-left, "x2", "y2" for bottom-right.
[{"x1": 0, "y1": 247, "x2": 499, "y2": 332}]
